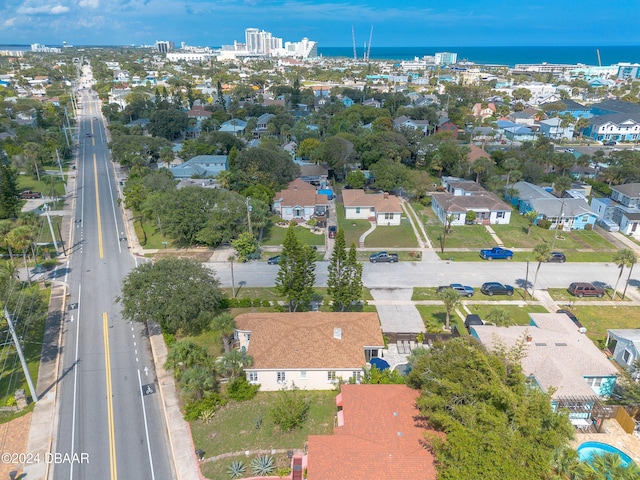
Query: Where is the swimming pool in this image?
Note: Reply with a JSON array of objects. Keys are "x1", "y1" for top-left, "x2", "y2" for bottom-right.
[{"x1": 577, "y1": 441, "x2": 634, "y2": 467}]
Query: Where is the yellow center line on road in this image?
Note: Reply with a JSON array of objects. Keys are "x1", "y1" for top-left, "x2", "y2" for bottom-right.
[
  {"x1": 103, "y1": 312, "x2": 118, "y2": 480},
  {"x1": 93, "y1": 153, "x2": 104, "y2": 258}
]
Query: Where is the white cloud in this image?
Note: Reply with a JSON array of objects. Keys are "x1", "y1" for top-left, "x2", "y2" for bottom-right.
[
  {"x1": 78, "y1": 0, "x2": 99, "y2": 8},
  {"x1": 3, "y1": 17, "x2": 16, "y2": 27},
  {"x1": 17, "y1": 3, "x2": 70, "y2": 15}
]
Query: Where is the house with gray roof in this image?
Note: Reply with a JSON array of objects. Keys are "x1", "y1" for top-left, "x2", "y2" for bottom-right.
[
  {"x1": 472, "y1": 313, "x2": 618, "y2": 421},
  {"x1": 218, "y1": 118, "x2": 247, "y2": 136},
  {"x1": 253, "y1": 113, "x2": 275, "y2": 138},
  {"x1": 528, "y1": 197, "x2": 597, "y2": 231},
  {"x1": 165, "y1": 155, "x2": 228, "y2": 179},
  {"x1": 539, "y1": 117, "x2": 574, "y2": 140},
  {"x1": 507, "y1": 181, "x2": 555, "y2": 212},
  {"x1": 593, "y1": 182, "x2": 640, "y2": 236},
  {"x1": 584, "y1": 113, "x2": 640, "y2": 143},
  {"x1": 432, "y1": 177, "x2": 511, "y2": 226},
  {"x1": 606, "y1": 329, "x2": 640, "y2": 372}
]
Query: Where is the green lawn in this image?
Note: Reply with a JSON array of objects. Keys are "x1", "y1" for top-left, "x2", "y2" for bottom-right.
[
  {"x1": 413, "y1": 287, "x2": 528, "y2": 301},
  {"x1": 134, "y1": 218, "x2": 174, "y2": 249},
  {"x1": 261, "y1": 220, "x2": 325, "y2": 247},
  {"x1": 415, "y1": 305, "x2": 466, "y2": 335},
  {"x1": 222, "y1": 286, "x2": 374, "y2": 302},
  {"x1": 357, "y1": 251, "x2": 423, "y2": 262},
  {"x1": 335, "y1": 204, "x2": 370, "y2": 247},
  {"x1": 18, "y1": 174, "x2": 67, "y2": 198},
  {"x1": 364, "y1": 218, "x2": 418, "y2": 248},
  {"x1": 191, "y1": 390, "x2": 336, "y2": 460},
  {"x1": 466, "y1": 304, "x2": 549, "y2": 325}
]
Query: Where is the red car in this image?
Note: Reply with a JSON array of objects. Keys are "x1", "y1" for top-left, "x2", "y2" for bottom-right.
[{"x1": 328, "y1": 226, "x2": 337, "y2": 238}]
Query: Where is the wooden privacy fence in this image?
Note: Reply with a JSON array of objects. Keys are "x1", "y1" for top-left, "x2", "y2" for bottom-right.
[{"x1": 616, "y1": 406, "x2": 636, "y2": 434}]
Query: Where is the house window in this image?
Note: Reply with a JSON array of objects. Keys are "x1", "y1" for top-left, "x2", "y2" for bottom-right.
[
  {"x1": 585, "y1": 377, "x2": 603, "y2": 388},
  {"x1": 327, "y1": 371, "x2": 337, "y2": 382},
  {"x1": 623, "y1": 349, "x2": 632, "y2": 364},
  {"x1": 384, "y1": 213, "x2": 394, "y2": 220},
  {"x1": 352, "y1": 371, "x2": 362, "y2": 383},
  {"x1": 497, "y1": 211, "x2": 504, "y2": 218},
  {"x1": 248, "y1": 372, "x2": 258, "y2": 383},
  {"x1": 355, "y1": 207, "x2": 360, "y2": 214},
  {"x1": 300, "y1": 371, "x2": 307, "y2": 380},
  {"x1": 277, "y1": 371, "x2": 286, "y2": 384},
  {"x1": 370, "y1": 207, "x2": 375, "y2": 212}
]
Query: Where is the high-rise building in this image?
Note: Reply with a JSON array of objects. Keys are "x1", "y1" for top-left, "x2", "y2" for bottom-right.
[
  {"x1": 245, "y1": 28, "x2": 282, "y2": 55},
  {"x1": 155, "y1": 41, "x2": 174, "y2": 53},
  {"x1": 435, "y1": 52, "x2": 458, "y2": 65}
]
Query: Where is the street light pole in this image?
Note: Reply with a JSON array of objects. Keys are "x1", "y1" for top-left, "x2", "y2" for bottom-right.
[{"x1": 246, "y1": 197, "x2": 253, "y2": 236}]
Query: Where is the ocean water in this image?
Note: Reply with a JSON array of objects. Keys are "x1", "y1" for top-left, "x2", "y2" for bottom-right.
[{"x1": 318, "y1": 45, "x2": 640, "y2": 67}]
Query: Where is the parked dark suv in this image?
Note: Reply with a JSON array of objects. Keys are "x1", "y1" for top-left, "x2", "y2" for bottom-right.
[
  {"x1": 568, "y1": 282, "x2": 605, "y2": 298},
  {"x1": 481, "y1": 282, "x2": 514, "y2": 296}
]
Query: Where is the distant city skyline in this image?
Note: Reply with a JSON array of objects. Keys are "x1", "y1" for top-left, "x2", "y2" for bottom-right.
[{"x1": 1, "y1": 0, "x2": 639, "y2": 48}]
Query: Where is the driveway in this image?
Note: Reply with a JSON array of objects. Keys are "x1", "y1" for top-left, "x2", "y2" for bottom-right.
[{"x1": 369, "y1": 288, "x2": 425, "y2": 333}]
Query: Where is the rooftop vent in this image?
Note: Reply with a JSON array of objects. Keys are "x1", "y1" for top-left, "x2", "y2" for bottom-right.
[
  {"x1": 555, "y1": 342, "x2": 568, "y2": 347},
  {"x1": 535, "y1": 342, "x2": 547, "y2": 346},
  {"x1": 333, "y1": 327, "x2": 342, "y2": 340}
]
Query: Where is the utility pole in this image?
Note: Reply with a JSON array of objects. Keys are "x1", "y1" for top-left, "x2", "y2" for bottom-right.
[
  {"x1": 44, "y1": 204, "x2": 59, "y2": 256},
  {"x1": 246, "y1": 197, "x2": 253, "y2": 236},
  {"x1": 551, "y1": 201, "x2": 566, "y2": 251},
  {"x1": 55, "y1": 149, "x2": 67, "y2": 194},
  {"x1": 4, "y1": 307, "x2": 38, "y2": 403}
]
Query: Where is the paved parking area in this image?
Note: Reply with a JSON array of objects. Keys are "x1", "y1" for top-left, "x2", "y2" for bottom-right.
[{"x1": 369, "y1": 288, "x2": 425, "y2": 333}]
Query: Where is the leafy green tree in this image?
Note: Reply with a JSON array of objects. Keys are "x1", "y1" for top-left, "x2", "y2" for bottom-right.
[
  {"x1": 369, "y1": 159, "x2": 411, "y2": 192},
  {"x1": 362, "y1": 365, "x2": 405, "y2": 384},
  {"x1": 613, "y1": 248, "x2": 636, "y2": 299},
  {"x1": 179, "y1": 364, "x2": 218, "y2": 402},
  {"x1": 226, "y1": 375, "x2": 259, "y2": 402},
  {"x1": 231, "y1": 231, "x2": 259, "y2": 262},
  {"x1": 6, "y1": 225, "x2": 36, "y2": 284},
  {"x1": 407, "y1": 337, "x2": 573, "y2": 480},
  {"x1": 471, "y1": 156, "x2": 493, "y2": 184},
  {"x1": 438, "y1": 287, "x2": 461, "y2": 331},
  {"x1": 275, "y1": 224, "x2": 316, "y2": 312},
  {"x1": 327, "y1": 230, "x2": 363, "y2": 311},
  {"x1": 270, "y1": 384, "x2": 310, "y2": 432},
  {"x1": 531, "y1": 242, "x2": 551, "y2": 296},
  {"x1": 148, "y1": 108, "x2": 189, "y2": 140},
  {"x1": 345, "y1": 170, "x2": 366, "y2": 189},
  {"x1": 118, "y1": 257, "x2": 224, "y2": 334},
  {"x1": 215, "y1": 350, "x2": 253, "y2": 379},
  {"x1": 232, "y1": 146, "x2": 298, "y2": 190}
]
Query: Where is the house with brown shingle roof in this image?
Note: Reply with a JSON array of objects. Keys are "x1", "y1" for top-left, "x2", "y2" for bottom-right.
[
  {"x1": 273, "y1": 179, "x2": 328, "y2": 222},
  {"x1": 234, "y1": 312, "x2": 385, "y2": 391},
  {"x1": 306, "y1": 384, "x2": 438, "y2": 480},
  {"x1": 342, "y1": 189, "x2": 403, "y2": 226},
  {"x1": 466, "y1": 144, "x2": 491, "y2": 164}
]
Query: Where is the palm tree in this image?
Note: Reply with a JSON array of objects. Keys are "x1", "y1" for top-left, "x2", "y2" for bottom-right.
[
  {"x1": 438, "y1": 288, "x2": 461, "y2": 331},
  {"x1": 531, "y1": 242, "x2": 552, "y2": 297},
  {"x1": 503, "y1": 157, "x2": 521, "y2": 186},
  {"x1": 525, "y1": 210, "x2": 539, "y2": 235},
  {"x1": 622, "y1": 250, "x2": 638, "y2": 299},
  {"x1": 613, "y1": 249, "x2": 636, "y2": 300},
  {"x1": 6, "y1": 225, "x2": 36, "y2": 285},
  {"x1": 0, "y1": 219, "x2": 15, "y2": 260},
  {"x1": 215, "y1": 350, "x2": 253, "y2": 379},
  {"x1": 210, "y1": 313, "x2": 236, "y2": 353},
  {"x1": 575, "y1": 117, "x2": 591, "y2": 142},
  {"x1": 553, "y1": 175, "x2": 573, "y2": 197}
]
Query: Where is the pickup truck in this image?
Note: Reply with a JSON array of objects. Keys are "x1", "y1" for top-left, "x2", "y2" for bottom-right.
[
  {"x1": 369, "y1": 252, "x2": 398, "y2": 263},
  {"x1": 436, "y1": 283, "x2": 474, "y2": 297},
  {"x1": 480, "y1": 247, "x2": 514, "y2": 260},
  {"x1": 19, "y1": 190, "x2": 42, "y2": 199}
]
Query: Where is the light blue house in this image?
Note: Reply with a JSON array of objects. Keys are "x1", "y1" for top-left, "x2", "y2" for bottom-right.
[
  {"x1": 341, "y1": 96, "x2": 354, "y2": 108},
  {"x1": 166, "y1": 155, "x2": 228, "y2": 179},
  {"x1": 539, "y1": 117, "x2": 574, "y2": 140},
  {"x1": 507, "y1": 181, "x2": 556, "y2": 213},
  {"x1": 528, "y1": 197, "x2": 597, "y2": 231},
  {"x1": 472, "y1": 313, "x2": 618, "y2": 421},
  {"x1": 219, "y1": 118, "x2": 247, "y2": 136},
  {"x1": 606, "y1": 329, "x2": 640, "y2": 372}
]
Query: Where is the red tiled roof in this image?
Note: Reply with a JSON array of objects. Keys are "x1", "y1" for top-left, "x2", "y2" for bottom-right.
[{"x1": 307, "y1": 384, "x2": 438, "y2": 480}]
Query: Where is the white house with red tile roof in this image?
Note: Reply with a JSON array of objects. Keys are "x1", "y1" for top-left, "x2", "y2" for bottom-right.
[
  {"x1": 471, "y1": 102, "x2": 496, "y2": 120},
  {"x1": 342, "y1": 189, "x2": 403, "y2": 225},
  {"x1": 234, "y1": 312, "x2": 385, "y2": 391},
  {"x1": 273, "y1": 179, "x2": 328, "y2": 221},
  {"x1": 306, "y1": 384, "x2": 438, "y2": 480}
]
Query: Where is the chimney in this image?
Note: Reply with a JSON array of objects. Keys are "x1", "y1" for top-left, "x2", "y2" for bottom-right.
[
  {"x1": 333, "y1": 327, "x2": 342, "y2": 340},
  {"x1": 383, "y1": 192, "x2": 389, "y2": 199},
  {"x1": 526, "y1": 334, "x2": 532, "y2": 343}
]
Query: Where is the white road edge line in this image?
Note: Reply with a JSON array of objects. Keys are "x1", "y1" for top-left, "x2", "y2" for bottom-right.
[
  {"x1": 137, "y1": 368, "x2": 156, "y2": 480},
  {"x1": 69, "y1": 283, "x2": 81, "y2": 480}
]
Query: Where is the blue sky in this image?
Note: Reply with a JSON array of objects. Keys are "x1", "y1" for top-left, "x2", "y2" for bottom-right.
[{"x1": 1, "y1": 0, "x2": 639, "y2": 47}]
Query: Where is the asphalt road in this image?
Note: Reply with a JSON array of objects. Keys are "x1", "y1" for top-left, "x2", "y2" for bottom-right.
[
  {"x1": 53, "y1": 73, "x2": 174, "y2": 479},
  {"x1": 209, "y1": 258, "x2": 633, "y2": 292}
]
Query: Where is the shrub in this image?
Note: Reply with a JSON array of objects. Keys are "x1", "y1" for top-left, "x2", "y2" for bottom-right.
[
  {"x1": 585, "y1": 223, "x2": 593, "y2": 230},
  {"x1": 162, "y1": 332, "x2": 176, "y2": 346},
  {"x1": 227, "y1": 460, "x2": 246, "y2": 479},
  {"x1": 262, "y1": 299, "x2": 271, "y2": 307},
  {"x1": 226, "y1": 375, "x2": 260, "y2": 402},
  {"x1": 199, "y1": 409, "x2": 216, "y2": 424},
  {"x1": 420, "y1": 197, "x2": 432, "y2": 207},
  {"x1": 5, "y1": 395, "x2": 16, "y2": 407},
  {"x1": 253, "y1": 298, "x2": 262, "y2": 307},
  {"x1": 218, "y1": 297, "x2": 230, "y2": 309},
  {"x1": 270, "y1": 385, "x2": 310, "y2": 432},
  {"x1": 239, "y1": 298, "x2": 253, "y2": 308},
  {"x1": 251, "y1": 455, "x2": 275, "y2": 476},
  {"x1": 227, "y1": 298, "x2": 240, "y2": 308},
  {"x1": 537, "y1": 219, "x2": 552, "y2": 229},
  {"x1": 184, "y1": 393, "x2": 225, "y2": 421}
]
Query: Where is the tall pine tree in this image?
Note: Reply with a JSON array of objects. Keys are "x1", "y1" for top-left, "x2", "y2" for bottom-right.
[
  {"x1": 275, "y1": 223, "x2": 316, "y2": 312},
  {"x1": 327, "y1": 228, "x2": 363, "y2": 311},
  {"x1": 0, "y1": 152, "x2": 19, "y2": 219}
]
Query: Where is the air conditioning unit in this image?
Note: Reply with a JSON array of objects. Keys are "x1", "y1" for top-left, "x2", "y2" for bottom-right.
[{"x1": 578, "y1": 327, "x2": 587, "y2": 334}]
